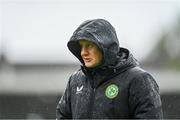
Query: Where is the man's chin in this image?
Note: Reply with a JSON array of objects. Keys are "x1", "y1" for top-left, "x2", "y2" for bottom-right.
[{"x1": 85, "y1": 63, "x2": 95, "y2": 68}]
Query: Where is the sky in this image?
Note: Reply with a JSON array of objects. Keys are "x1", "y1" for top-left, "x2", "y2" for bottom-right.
[{"x1": 0, "y1": 0, "x2": 179, "y2": 64}]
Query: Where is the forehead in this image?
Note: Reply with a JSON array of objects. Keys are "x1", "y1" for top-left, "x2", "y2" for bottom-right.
[{"x1": 79, "y1": 39, "x2": 95, "y2": 45}]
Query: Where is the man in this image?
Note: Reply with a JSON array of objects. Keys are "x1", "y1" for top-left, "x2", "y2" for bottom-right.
[{"x1": 56, "y1": 19, "x2": 163, "y2": 119}]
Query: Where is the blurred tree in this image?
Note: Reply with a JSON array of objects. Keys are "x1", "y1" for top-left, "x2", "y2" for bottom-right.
[{"x1": 143, "y1": 14, "x2": 180, "y2": 70}]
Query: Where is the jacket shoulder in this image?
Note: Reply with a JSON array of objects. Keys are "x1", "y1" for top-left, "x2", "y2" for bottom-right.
[
  {"x1": 128, "y1": 66, "x2": 147, "y2": 76},
  {"x1": 128, "y1": 66, "x2": 159, "y2": 93},
  {"x1": 127, "y1": 66, "x2": 158, "y2": 88},
  {"x1": 69, "y1": 69, "x2": 86, "y2": 86}
]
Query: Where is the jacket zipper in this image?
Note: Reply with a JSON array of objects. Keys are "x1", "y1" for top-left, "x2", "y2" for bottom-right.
[
  {"x1": 88, "y1": 72, "x2": 97, "y2": 119},
  {"x1": 89, "y1": 88, "x2": 96, "y2": 118}
]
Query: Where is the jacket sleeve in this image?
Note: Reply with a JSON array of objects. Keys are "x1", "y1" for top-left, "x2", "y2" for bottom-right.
[
  {"x1": 56, "y1": 77, "x2": 72, "y2": 119},
  {"x1": 129, "y1": 72, "x2": 163, "y2": 119}
]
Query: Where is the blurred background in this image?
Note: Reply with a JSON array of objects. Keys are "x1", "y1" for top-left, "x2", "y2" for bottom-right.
[{"x1": 0, "y1": 0, "x2": 180, "y2": 119}]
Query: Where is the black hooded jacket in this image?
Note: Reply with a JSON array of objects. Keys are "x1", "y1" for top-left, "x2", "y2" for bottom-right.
[{"x1": 56, "y1": 19, "x2": 163, "y2": 119}]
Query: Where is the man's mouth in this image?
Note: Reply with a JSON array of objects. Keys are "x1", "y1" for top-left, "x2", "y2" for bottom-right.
[{"x1": 83, "y1": 58, "x2": 92, "y2": 62}]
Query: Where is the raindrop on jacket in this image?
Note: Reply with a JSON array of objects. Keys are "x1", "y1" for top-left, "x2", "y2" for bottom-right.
[{"x1": 56, "y1": 19, "x2": 163, "y2": 119}]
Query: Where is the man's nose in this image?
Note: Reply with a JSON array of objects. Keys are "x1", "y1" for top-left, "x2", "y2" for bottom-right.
[{"x1": 81, "y1": 47, "x2": 88, "y2": 56}]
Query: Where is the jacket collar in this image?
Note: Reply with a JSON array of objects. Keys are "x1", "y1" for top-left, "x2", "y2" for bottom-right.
[{"x1": 81, "y1": 48, "x2": 139, "y2": 89}]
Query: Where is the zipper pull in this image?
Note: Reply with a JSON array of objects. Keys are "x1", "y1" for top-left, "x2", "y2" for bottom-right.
[{"x1": 93, "y1": 88, "x2": 96, "y2": 92}]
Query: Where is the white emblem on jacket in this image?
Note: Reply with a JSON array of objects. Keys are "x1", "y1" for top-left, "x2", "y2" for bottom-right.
[{"x1": 76, "y1": 86, "x2": 83, "y2": 94}]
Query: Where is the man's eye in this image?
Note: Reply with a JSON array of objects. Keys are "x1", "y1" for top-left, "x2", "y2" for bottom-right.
[{"x1": 87, "y1": 44, "x2": 93, "y2": 48}]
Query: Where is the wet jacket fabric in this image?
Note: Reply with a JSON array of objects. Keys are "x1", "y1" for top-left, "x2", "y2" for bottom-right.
[{"x1": 56, "y1": 19, "x2": 163, "y2": 119}]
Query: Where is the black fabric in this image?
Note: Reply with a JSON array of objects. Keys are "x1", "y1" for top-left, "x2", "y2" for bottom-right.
[
  {"x1": 67, "y1": 19, "x2": 119, "y2": 67},
  {"x1": 57, "y1": 19, "x2": 163, "y2": 119}
]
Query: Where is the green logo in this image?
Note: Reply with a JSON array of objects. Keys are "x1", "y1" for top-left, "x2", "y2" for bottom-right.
[{"x1": 105, "y1": 84, "x2": 119, "y2": 99}]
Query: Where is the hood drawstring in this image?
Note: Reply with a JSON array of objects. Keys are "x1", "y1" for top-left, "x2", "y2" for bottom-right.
[{"x1": 113, "y1": 68, "x2": 117, "y2": 73}]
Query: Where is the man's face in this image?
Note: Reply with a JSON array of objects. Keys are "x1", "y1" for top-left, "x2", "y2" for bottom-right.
[{"x1": 79, "y1": 40, "x2": 103, "y2": 68}]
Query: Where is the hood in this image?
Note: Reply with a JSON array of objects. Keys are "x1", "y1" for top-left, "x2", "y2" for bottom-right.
[
  {"x1": 67, "y1": 19, "x2": 120, "y2": 67},
  {"x1": 115, "y1": 47, "x2": 139, "y2": 71}
]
